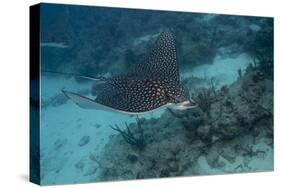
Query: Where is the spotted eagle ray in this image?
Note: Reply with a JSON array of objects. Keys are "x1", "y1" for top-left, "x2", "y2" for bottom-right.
[{"x1": 63, "y1": 30, "x2": 197, "y2": 114}]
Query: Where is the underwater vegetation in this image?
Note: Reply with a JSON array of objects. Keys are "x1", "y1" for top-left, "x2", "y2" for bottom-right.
[
  {"x1": 91, "y1": 66, "x2": 273, "y2": 181},
  {"x1": 39, "y1": 4, "x2": 273, "y2": 185},
  {"x1": 110, "y1": 117, "x2": 145, "y2": 151},
  {"x1": 193, "y1": 80, "x2": 219, "y2": 118}
]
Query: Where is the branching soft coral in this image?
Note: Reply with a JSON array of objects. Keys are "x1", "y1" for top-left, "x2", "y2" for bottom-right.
[
  {"x1": 194, "y1": 79, "x2": 220, "y2": 117},
  {"x1": 110, "y1": 117, "x2": 145, "y2": 151}
]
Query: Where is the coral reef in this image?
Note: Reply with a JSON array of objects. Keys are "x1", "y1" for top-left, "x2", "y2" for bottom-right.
[{"x1": 92, "y1": 68, "x2": 273, "y2": 181}]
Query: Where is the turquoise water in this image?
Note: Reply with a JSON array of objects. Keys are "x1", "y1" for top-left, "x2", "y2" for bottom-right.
[
  {"x1": 37, "y1": 3, "x2": 273, "y2": 185},
  {"x1": 40, "y1": 76, "x2": 164, "y2": 184}
]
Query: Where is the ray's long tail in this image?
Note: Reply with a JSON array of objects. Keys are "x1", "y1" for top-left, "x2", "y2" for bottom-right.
[{"x1": 41, "y1": 70, "x2": 106, "y2": 81}]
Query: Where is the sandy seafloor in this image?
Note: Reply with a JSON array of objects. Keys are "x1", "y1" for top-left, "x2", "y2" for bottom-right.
[
  {"x1": 40, "y1": 76, "x2": 165, "y2": 184},
  {"x1": 39, "y1": 52, "x2": 273, "y2": 185}
]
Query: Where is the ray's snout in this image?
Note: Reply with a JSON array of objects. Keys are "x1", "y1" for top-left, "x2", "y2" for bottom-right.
[
  {"x1": 172, "y1": 98, "x2": 197, "y2": 110},
  {"x1": 184, "y1": 98, "x2": 197, "y2": 108}
]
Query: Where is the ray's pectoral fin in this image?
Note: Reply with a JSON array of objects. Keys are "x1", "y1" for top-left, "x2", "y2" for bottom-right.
[
  {"x1": 62, "y1": 90, "x2": 99, "y2": 109},
  {"x1": 62, "y1": 90, "x2": 113, "y2": 111}
]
